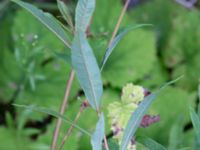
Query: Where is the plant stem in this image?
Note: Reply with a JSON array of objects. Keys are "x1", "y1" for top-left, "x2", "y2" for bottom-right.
[
  {"x1": 102, "y1": 1, "x2": 130, "y2": 149},
  {"x1": 50, "y1": 70, "x2": 75, "y2": 150},
  {"x1": 58, "y1": 105, "x2": 85, "y2": 150},
  {"x1": 108, "y1": 0, "x2": 130, "y2": 46}
]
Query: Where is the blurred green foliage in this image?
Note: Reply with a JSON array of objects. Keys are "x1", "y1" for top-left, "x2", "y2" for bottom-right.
[{"x1": 0, "y1": 0, "x2": 200, "y2": 149}]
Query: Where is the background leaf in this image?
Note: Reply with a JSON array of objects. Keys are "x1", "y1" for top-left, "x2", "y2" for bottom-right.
[
  {"x1": 13, "y1": 104, "x2": 91, "y2": 136},
  {"x1": 137, "y1": 136, "x2": 167, "y2": 150},
  {"x1": 12, "y1": 0, "x2": 71, "y2": 48},
  {"x1": 91, "y1": 113, "x2": 105, "y2": 150}
]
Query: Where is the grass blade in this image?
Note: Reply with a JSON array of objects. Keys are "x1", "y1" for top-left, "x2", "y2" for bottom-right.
[
  {"x1": 12, "y1": 0, "x2": 71, "y2": 48},
  {"x1": 91, "y1": 113, "x2": 105, "y2": 150},
  {"x1": 137, "y1": 136, "x2": 167, "y2": 150},
  {"x1": 13, "y1": 104, "x2": 91, "y2": 136}
]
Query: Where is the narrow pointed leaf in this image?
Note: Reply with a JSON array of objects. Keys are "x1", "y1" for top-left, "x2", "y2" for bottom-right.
[
  {"x1": 13, "y1": 104, "x2": 91, "y2": 136},
  {"x1": 101, "y1": 24, "x2": 152, "y2": 70},
  {"x1": 71, "y1": 31, "x2": 103, "y2": 110},
  {"x1": 91, "y1": 113, "x2": 105, "y2": 150},
  {"x1": 57, "y1": 0, "x2": 74, "y2": 30},
  {"x1": 12, "y1": 0, "x2": 71, "y2": 48},
  {"x1": 137, "y1": 137, "x2": 167, "y2": 150},
  {"x1": 75, "y1": 0, "x2": 95, "y2": 32},
  {"x1": 120, "y1": 77, "x2": 182, "y2": 150}
]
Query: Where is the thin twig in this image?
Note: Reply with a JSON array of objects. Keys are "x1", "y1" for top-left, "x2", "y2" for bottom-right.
[
  {"x1": 108, "y1": 0, "x2": 130, "y2": 47},
  {"x1": 50, "y1": 70, "x2": 75, "y2": 150},
  {"x1": 58, "y1": 104, "x2": 85, "y2": 150},
  {"x1": 103, "y1": 1, "x2": 130, "y2": 149}
]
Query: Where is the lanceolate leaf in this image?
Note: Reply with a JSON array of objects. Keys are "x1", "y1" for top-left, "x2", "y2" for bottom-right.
[
  {"x1": 91, "y1": 113, "x2": 105, "y2": 150},
  {"x1": 13, "y1": 104, "x2": 91, "y2": 136},
  {"x1": 71, "y1": 31, "x2": 103, "y2": 110},
  {"x1": 12, "y1": 0, "x2": 71, "y2": 48},
  {"x1": 101, "y1": 24, "x2": 152, "y2": 70},
  {"x1": 57, "y1": 0, "x2": 74, "y2": 30},
  {"x1": 75, "y1": 0, "x2": 95, "y2": 32},
  {"x1": 137, "y1": 136, "x2": 167, "y2": 150},
  {"x1": 120, "y1": 78, "x2": 182, "y2": 150}
]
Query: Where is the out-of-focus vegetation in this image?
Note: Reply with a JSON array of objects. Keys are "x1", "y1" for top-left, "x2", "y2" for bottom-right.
[{"x1": 0, "y1": 0, "x2": 200, "y2": 149}]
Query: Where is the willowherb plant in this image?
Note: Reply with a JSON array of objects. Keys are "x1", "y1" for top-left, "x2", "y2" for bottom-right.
[{"x1": 11, "y1": 0, "x2": 181, "y2": 150}]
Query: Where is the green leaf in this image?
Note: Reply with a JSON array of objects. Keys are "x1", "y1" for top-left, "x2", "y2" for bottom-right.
[
  {"x1": 190, "y1": 108, "x2": 200, "y2": 149},
  {"x1": 103, "y1": 139, "x2": 119, "y2": 150},
  {"x1": 75, "y1": 0, "x2": 95, "y2": 32},
  {"x1": 120, "y1": 78, "x2": 181, "y2": 150},
  {"x1": 168, "y1": 118, "x2": 184, "y2": 150},
  {"x1": 101, "y1": 24, "x2": 152, "y2": 70},
  {"x1": 57, "y1": 0, "x2": 74, "y2": 30},
  {"x1": 71, "y1": 31, "x2": 103, "y2": 111},
  {"x1": 139, "y1": 87, "x2": 195, "y2": 146},
  {"x1": 137, "y1": 136, "x2": 167, "y2": 150},
  {"x1": 12, "y1": 0, "x2": 71, "y2": 48},
  {"x1": 91, "y1": 113, "x2": 105, "y2": 150},
  {"x1": 13, "y1": 104, "x2": 91, "y2": 136}
]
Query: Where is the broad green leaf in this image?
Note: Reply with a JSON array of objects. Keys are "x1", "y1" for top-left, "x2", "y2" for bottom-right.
[
  {"x1": 57, "y1": 0, "x2": 74, "y2": 30},
  {"x1": 190, "y1": 108, "x2": 200, "y2": 149},
  {"x1": 91, "y1": 113, "x2": 105, "y2": 150},
  {"x1": 75, "y1": 0, "x2": 95, "y2": 32},
  {"x1": 0, "y1": 127, "x2": 33, "y2": 150},
  {"x1": 101, "y1": 24, "x2": 152, "y2": 70},
  {"x1": 12, "y1": 0, "x2": 71, "y2": 48},
  {"x1": 137, "y1": 136, "x2": 167, "y2": 150},
  {"x1": 120, "y1": 78, "x2": 181, "y2": 150},
  {"x1": 71, "y1": 31, "x2": 103, "y2": 111},
  {"x1": 13, "y1": 104, "x2": 91, "y2": 136},
  {"x1": 163, "y1": 10, "x2": 200, "y2": 91}
]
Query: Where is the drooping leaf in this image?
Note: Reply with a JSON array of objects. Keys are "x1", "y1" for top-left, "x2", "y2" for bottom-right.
[
  {"x1": 12, "y1": 0, "x2": 71, "y2": 48},
  {"x1": 101, "y1": 24, "x2": 152, "y2": 70},
  {"x1": 91, "y1": 113, "x2": 105, "y2": 150},
  {"x1": 71, "y1": 31, "x2": 103, "y2": 111},
  {"x1": 75, "y1": 0, "x2": 95, "y2": 32},
  {"x1": 137, "y1": 136, "x2": 167, "y2": 150},
  {"x1": 120, "y1": 78, "x2": 181, "y2": 150},
  {"x1": 13, "y1": 104, "x2": 91, "y2": 136}
]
